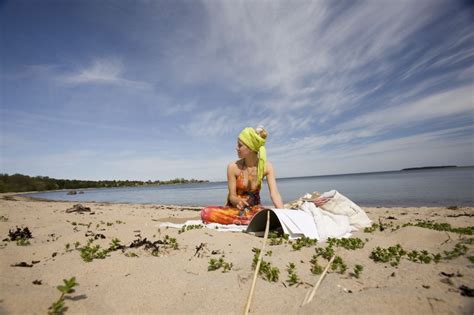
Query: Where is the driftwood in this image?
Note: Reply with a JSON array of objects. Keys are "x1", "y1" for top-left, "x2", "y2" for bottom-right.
[
  {"x1": 244, "y1": 211, "x2": 270, "y2": 315},
  {"x1": 66, "y1": 204, "x2": 91, "y2": 213},
  {"x1": 302, "y1": 254, "x2": 336, "y2": 306}
]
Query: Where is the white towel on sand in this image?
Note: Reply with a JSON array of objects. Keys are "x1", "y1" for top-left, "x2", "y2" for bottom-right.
[{"x1": 159, "y1": 220, "x2": 247, "y2": 232}]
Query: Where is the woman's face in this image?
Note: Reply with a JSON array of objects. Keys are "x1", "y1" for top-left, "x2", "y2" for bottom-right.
[{"x1": 236, "y1": 139, "x2": 252, "y2": 158}]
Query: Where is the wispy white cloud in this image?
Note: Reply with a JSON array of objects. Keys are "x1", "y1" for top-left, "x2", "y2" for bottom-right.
[
  {"x1": 271, "y1": 125, "x2": 474, "y2": 177},
  {"x1": 339, "y1": 85, "x2": 474, "y2": 133},
  {"x1": 182, "y1": 107, "x2": 238, "y2": 137},
  {"x1": 2, "y1": 109, "x2": 141, "y2": 134},
  {"x1": 162, "y1": 101, "x2": 196, "y2": 116},
  {"x1": 166, "y1": 0, "x2": 471, "y2": 128},
  {"x1": 60, "y1": 58, "x2": 151, "y2": 89},
  {"x1": 268, "y1": 84, "x2": 473, "y2": 160}
]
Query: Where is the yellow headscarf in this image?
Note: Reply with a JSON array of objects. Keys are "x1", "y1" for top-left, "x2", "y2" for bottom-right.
[{"x1": 238, "y1": 127, "x2": 266, "y2": 186}]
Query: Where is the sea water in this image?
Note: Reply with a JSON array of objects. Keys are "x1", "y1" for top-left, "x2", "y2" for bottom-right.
[{"x1": 25, "y1": 166, "x2": 474, "y2": 207}]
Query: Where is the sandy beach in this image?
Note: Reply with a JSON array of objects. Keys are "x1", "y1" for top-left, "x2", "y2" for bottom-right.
[{"x1": 0, "y1": 194, "x2": 473, "y2": 314}]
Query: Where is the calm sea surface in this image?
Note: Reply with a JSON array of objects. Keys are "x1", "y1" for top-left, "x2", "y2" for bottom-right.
[{"x1": 25, "y1": 167, "x2": 474, "y2": 207}]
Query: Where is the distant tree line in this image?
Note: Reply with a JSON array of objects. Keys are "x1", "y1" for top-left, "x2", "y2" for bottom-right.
[{"x1": 0, "y1": 173, "x2": 209, "y2": 193}]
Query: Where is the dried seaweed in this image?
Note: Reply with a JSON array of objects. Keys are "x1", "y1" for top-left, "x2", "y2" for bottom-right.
[
  {"x1": 66, "y1": 204, "x2": 91, "y2": 214},
  {"x1": 7, "y1": 227, "x2": 32, "y2": 241},
  {"x1": 459, "y1": 285, "x2": 474, "y2": 297},
  {"x1": 11, "y1": 261, "x2": 33, "y2": 267}
]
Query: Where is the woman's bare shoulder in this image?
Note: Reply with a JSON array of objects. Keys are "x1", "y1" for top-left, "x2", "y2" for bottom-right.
[{"x1": 228, "y1": 159, "x2": 243, "y2": 172}]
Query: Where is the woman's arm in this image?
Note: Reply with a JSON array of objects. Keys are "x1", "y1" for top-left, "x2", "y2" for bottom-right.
[
  {"x1": 265, "y1": 162, "x2": 283, "y2": 209},
  {"x1": 227, "y1": 163, "x2": 248, "y2": 210}
]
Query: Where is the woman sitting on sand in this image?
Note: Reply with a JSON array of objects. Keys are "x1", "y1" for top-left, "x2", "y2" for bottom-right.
[
  {"x1": 200, "y1": 126, "x2": 330, "y2": 225},
  {"x1": 201, "y1": 126, "x2": 283, "y2": 225}
]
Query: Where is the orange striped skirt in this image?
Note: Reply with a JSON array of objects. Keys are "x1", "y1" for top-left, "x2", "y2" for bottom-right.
[{"x1": 200, "y1": 205, "x2": 263, "y2": 225}]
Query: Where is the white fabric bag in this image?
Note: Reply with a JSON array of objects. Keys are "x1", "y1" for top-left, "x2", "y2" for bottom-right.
[
  {"x1": 320, "y1": 190, "x2": 372, "y2": 229},
  {"x1": 299, "y1": 202, "x2": 353, "y2": 241}
]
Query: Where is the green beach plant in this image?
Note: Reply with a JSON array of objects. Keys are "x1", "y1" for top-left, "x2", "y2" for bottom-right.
[
  {"x1": 403, "y1": 221, "x2": 474, "y2": 235},
  {"x1": 331, "y1": 256, "x2": 347, "y2": 274},
  {"x1": 370, "y1": 241, "x2": 469, "y2": 266},
  {"x1": 251, "y1": 248, "x2": 280, "y2": 282},
  {"x1": 364, "y1": 222, "x2": 400, "y2": 233},
  {"x1": 79, "y1": 239, "x2": 108, "y2": 262},
  {"x1": 16, "y1": 237, "x2": 30, "y2": 246},
  {"x1": 370, "y1": 244, "x2": 406, "y2": 266},
  {"x1": 444, "y1": 243, "x2": 468, "y2": 259},
  {"x1": 327, "y1": 237, "x2": 365, "y2": 250},
  {"x1": 460, "y1": 238, "x2": 474, "y2": 245},
  {"x1": 314, "y1": 245, "x2": 335, "y2": 260},
  {"x1": 162, "y1": 235, "x2": 179, "y2": 250},
  {"x1": 48, "y1": 277, "x2": 78, "y2": 315},
  {"x1": 364, "y1": 223, "x2": 379, "y2": 233},
  {"x1": 286, "y1": 262, "x2": 300, "y2": 286},
  {"x1": 108, "y1": 238, "x2": 123, "y2": 251},
  {"x1": 208, "y1": 257, "x2": 233, "y2": 273},
  {"x1": 310, "y1": 255, "x2": 323, "y2": 275},
  {"x1": 268, "y1": 232, "x2": 289, "y2": 246},
  {"x1": 291, "y1": 236, "x2": 317, "y2": 250},
  {"x1": 178, "y1": 224, "x2": 204, "y2": 234},
  {"x1": 353, "y1": 264, "x2": 363, "y2": 278},
  {"x1": 407, "y1": 250, "x2": 433, "y2": 264}
]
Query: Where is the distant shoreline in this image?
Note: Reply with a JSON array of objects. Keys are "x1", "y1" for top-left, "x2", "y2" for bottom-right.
[{"x1": 401, "y1": 165, "x2": 457, "y2": 171}]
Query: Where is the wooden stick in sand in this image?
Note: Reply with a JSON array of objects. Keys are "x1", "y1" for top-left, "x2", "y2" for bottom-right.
[
  {"x1": 243, "y1": 210, "x2": 271, "y2": 315},
  {"x1": 301, "y1": 254, "x2": 336, "y2": 306}
]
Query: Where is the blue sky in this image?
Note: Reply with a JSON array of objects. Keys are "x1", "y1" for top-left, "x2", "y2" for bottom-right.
[{"x1": 1, "y1": 0, "x2": 473, "y2": 181}]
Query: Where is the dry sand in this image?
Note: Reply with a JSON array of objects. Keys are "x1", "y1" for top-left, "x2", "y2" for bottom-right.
[{"x1": 0, "y1": 194, "x2": 473, "y2": 314}]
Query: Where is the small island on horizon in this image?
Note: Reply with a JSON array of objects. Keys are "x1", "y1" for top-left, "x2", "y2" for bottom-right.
[{"x1": 401, "y1": 165, "x2": 457, "y2": 171}]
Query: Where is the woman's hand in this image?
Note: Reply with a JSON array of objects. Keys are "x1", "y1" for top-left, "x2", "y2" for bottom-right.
[
  {"x1": 236, "y1": 199, "x2": 250, "y2": 210},
  {"x1": 313, "y1": 196, "x2": 330, "y2": 207}
]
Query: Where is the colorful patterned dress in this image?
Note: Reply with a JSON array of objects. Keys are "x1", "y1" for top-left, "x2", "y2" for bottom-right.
[{"x1": 200, "y1": 169, "x2": 263, "y2": 225}]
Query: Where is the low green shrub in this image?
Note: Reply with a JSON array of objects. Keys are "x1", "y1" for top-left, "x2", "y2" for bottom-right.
[
  {"x1": 208, "y1": 257, "x2": 233, "y2": 273},
  {"x1": 291, "y1": 236, "x2": 317, "y2": 250},
  {"x1": 286, "y1": 262, "x2": 300, "y2": 286},
  {"x1": 403, "y1": 221, "x2": 474, "y2": 235},
  {"x1": 252, "y1": 248, "x2": 280, "y2": 282},
  {"x1": 353, "y1": 264, "x2": 363, "y2": 278},
  {"x1": 48, "y1": 277, "x2": 78, "y2": 315}
]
